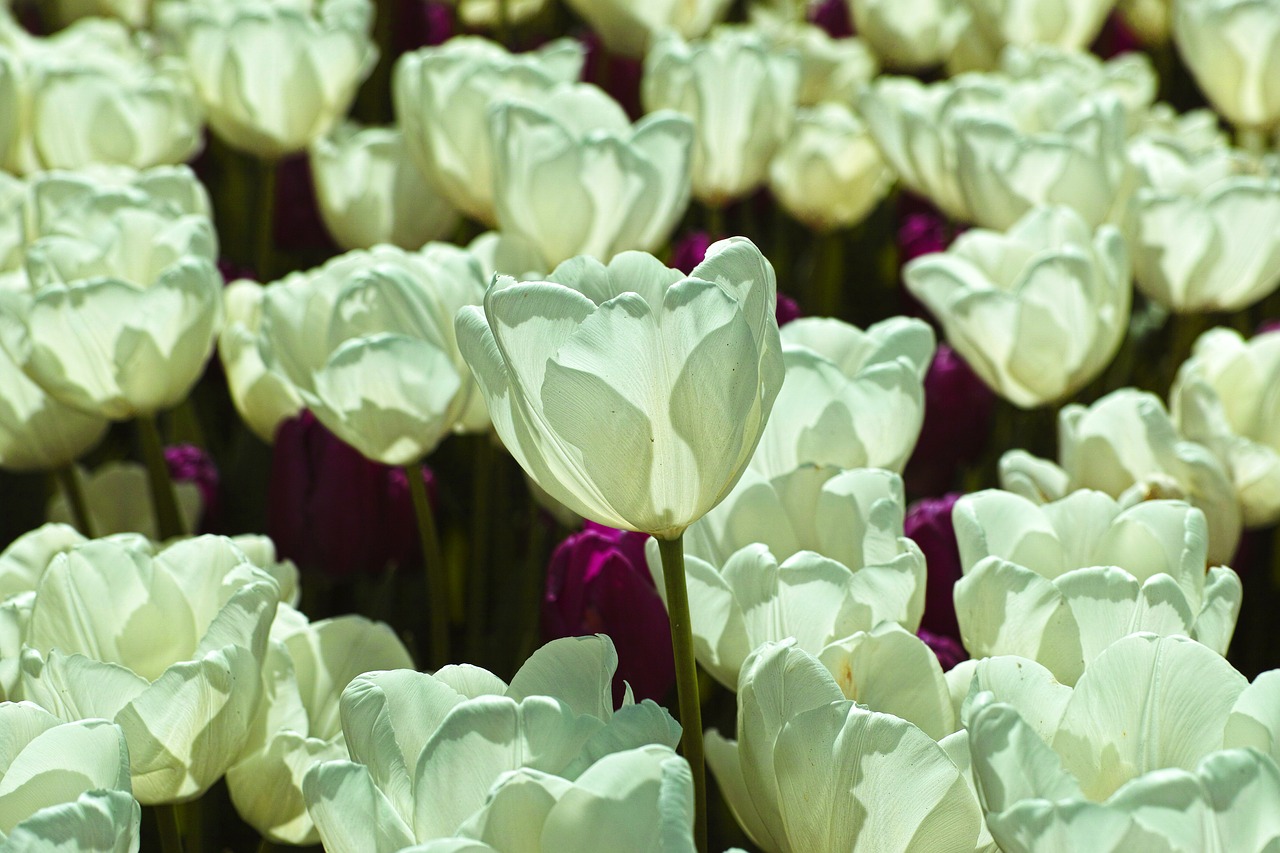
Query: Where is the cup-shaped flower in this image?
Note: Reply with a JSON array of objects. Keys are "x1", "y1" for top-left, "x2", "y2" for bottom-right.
[
  {"x1": 227, "y1": 606, "x2": 413, "y2": 845},
  {"x1": 0, "y1": 188, "x2": 221, "y2": 420},
  {"x1": 642, "y1": 28, "x2": 800, "y2": 207},
  {"x1": 649, "y1": 465, "x2": 926, "y2": 688},
  {"x1": 1125, "y1": 136, "x2": 1280, "y2": 311},
  {"x1": 952, "y1": 489, "x2": 1241, "y2": 684},
  {"x1": 543, "y1": 522, "x2": 673, "y2": 704},
  {"x1": 999, "y1": 388, "x2": 1243, "y2": 565},
  {"x1": 455, "y1": 238, "x2": 783, "y2": 539},
  {"x1": 490, "y1": 83, "x2": 694, "y2": 269},
  {"x1": 0, "y1": 341, "x2": 108, "y2": 471},
  {"x1": 561, "y1": 0, "x2": 734, "y2": 57},
  {"x1": 1172, "y1": 0, "x2": 1280, "y2": 135},
  {"x1": 904, "y1": 206, "x2": 1129, "y2": 408},
  {"x1": 0, "y1": 702, "x2": 140, "y2": 852},
  {"x1": 747, "y1": 15, "x2": 878, "y2": 107},
  {"x1": 218, "y1": 278, "x2": 304, "y2": 443},
  {"x1": 48, "y1": 0, "x2": 151, "y2": 29},
  {"x1": 26, "y1": 164, "x2": 212, "y2": 240},
  {"x1": 19, "y1": 535, "x2": 280, "y2": 803},
  {"x1": 748, "y1": 316, "x2": 934, "y2": 478},
  {"x1": 392, "y1": 37, "x2": 583, "y2": 226},
  {"x1": 706, "y1": 639, "x2": 983, "y2": 853},
  {"x1": 965, "y1": 634, "x2": 1280, "y2": 851},
  {"x1": 155, "y1": 0, "x2": 377, "y2": 158},
  {"x1": 258, "y1": 243, "x2": 489, "y2": 465},
  {"x1": 768, "y1": 102, "x2": 895, "y2": 233},
  {"x1": 45, "y1": 460, "x2": 202, "y2": 540},
  {"x1": 845, "y1": 0, "x2": 970, "y2": 70},
  {"x1": 302, "y1": 635, "x2": 686, "y2": 850},
  {"x1": 1172, "y1": 327, "x2": 1280, "y2": 526},
  {"x1": 310, "y1": 122, "x2": 458, "y2": 252},
  {"x1": 963, "y1": 0, "x2": 1119, "y2": 54}
]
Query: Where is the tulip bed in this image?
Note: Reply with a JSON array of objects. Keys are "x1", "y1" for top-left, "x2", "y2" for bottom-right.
[{"x1": 1, "y1": 0, "x2": 1279, "y2": 851}]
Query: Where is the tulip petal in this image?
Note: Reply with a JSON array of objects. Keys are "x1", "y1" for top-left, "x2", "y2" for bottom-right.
[
  {"x1": 459, "y1": 767, "x2": 571, "y2": 853},
  {"x1": 703, "y1": 731, "x2": 774, "y2": 851},
  {"x1": 968, "y1": 697, "x2": 1083, "y2": 815},
  {"x1": 1225, "y1": 670, "x2": 1280, "y2": 763},
  {"x1": 303, "y1": 759, "x2": 415, "y2": 853},
  {"x1": 506, "y1": 635, "x2": 616, "y2": 720},
  {"x1": 0, "y1": 789, "x2": 139, "y2": 853}
]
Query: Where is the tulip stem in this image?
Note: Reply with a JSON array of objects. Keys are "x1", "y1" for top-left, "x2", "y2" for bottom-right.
[
  {"x1": 817, "y1": 229, "x2": 846, "y2": 319},
  {"x1": 657, "y1": 533, "x2": 706, "y2": 853},
  {"x1": 466, "y1": 437, "x2": 494, "y2": 661},
  {"x1": 137, "y1": 415, "x2": 186, "y2": 541},
  {"x1": 1237, "y1": 125, "x2": 1267, "y2": 157},
  {"x1": 55, "y1": 465, "x2": 95, "y2": 539},
  {"x1": 254, "y1": 158, "x2": 278, "y2": 282},
  {"x1": 154, "y1": 805, "x2": 184, "y2": 853},
  {"x1": 406, "y1": 464, "x2": 450, "y2": 668}
]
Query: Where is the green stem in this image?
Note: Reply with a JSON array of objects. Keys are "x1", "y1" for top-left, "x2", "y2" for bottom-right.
[
  {"x1": 496, "y1": 0, "x2": 512, "y2": 46},
  {"x1": 137, "y1": 414, "x2": 185, "y2": 541},
  {"x1": 254, "y1": 158, "x2": 278, "y2": 282},
  {"x1": 1237, "y1": 125, "x2": 1268, "y2": 157},
  {"x1": 406, "y1": 464, "x2": 450, "y2": 669},
  {"x1": 705, "y1": 203, "x2": 726, "y2": 240},
  {"x1": 657, "y1": 534, "x2": 706, "y2": 853},
  {"x1": 55, "y1": 465, "x2": 95, "y2": 539},
  {"x1": 154, "y1": 804, "x2": 184, "y2": 853},
  {"x1": 256, "y1": 838, "x2": 276, "y2": 853},
  {"x1": 466, "y1": 437, "x2": 494, "y2": 662},
  {"x1": 816, "y1": 229, "x2": 847, "y2": 320}
]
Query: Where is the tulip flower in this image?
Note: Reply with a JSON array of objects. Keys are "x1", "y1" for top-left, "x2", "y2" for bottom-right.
[
  {"x1": 1119, "y1": 0, "x2": 1173, "y2": 44},
  {"x1": 747, "y1": 15, "x2": 878, "y2": 107},
  {"x1": 904, "y1": 493, "x2": 965, "y2": 643},
  {"x1": 748, "y1": 316, "x2": 934, "y2": 478},
  {"x1": 705, "y1": 640, "x2": 984, "y2": 853},
  {"x1": 0, "y1": 703, "x2": 140, "y2": 852},
  {"x1": 456, "y1": 237, "x2": 782, "y2": 539},
  {"x1": 1125, "y1": 135, "x2": 1280, "y2": 312},
  {"x1": 952, "y1": 489, "x2": 1241, "y2": 684},
  {"x1": 965, "y1": 634, "x2": 1280, "y2": 851},
  {"x1": 543, "y1": 522, "x2": 674, "y2": 704},
  {"x1": 310, "y1": 121, "x2": 459, "y2": 252},
  {"x1": 258, "y1": 243, "x2": 489, "y2": 466},
  {"x1": 0, "y1": 341, "x2": 108, "y2": 473},
  {"x1": 302, "y1": 635, "x2": 688, "y2": 851},
  {"x1": 1000, "y1": 388, "x2": 1243, "y2": 565},
  {"x1": 155, "y1": 0, "x2": 377, "y2": 158},
  {"x1": 48, "y1": 0, "x2": 151, "y2": 28},
  {"x1": 27, "y1": 165, "x2": 213, "y2": 239},
  {"x1": 963, "y1": 0, "x2": 1120, "y2": 55},
  {"x1": 218, "y1": 278, "x2": 305, "y2": 444},
  {"x1": 845, "y1": 0, "x2": 970, "y2": 70},
  {"x1": 642, "y1": 27, "x2": 800, "y2": 207},
  {"x1": 489, "y1": 82, "x2": 694, "y2": 268},
  {"x1": 1172, "y1": 327, "x2": 1280, "y2": 526},
  {"x1": 1000, "y1": 45, "x2": 1157, "y2": 133},
  {"x1": 19, "y1": 535, "x2": 279, "y2": 803},
  {"x1": 905, "y1": 206, "x2": 1130, "y2": 408},
  {"x1": 767, "y1": 102, "x2": 895, "y2": 233},
  {"x1": 393, "y1": 37, "x2": 584, "y2": 226},
  {"x1": 227, "y1": 606, "x2": 414, "y2": 845},
  {"x1": 561, "y1": 0, "x2": 734, "y2": 58},
  {"x1": 1172, "y1": 0, "x2": 1280, "y2": 145},
  {"x1": 653, "y1": 465, "x2": 926, "y2": 689},
  {"x1": 46, "y1": 461, "x2": 203, "y2": 541}
]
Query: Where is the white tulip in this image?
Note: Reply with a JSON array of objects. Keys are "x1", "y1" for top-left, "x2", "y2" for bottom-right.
[
  {"x1": 227, "y1": 606, "x2": 414, "y2": 845},
  {"x1": 561, "y1": 0, "x2": 734, "y2": 57},
  {"x1": 642, "y1": 27, "x2": 799, "y2": 207},
  {"x1": 1172, "y1": 327, "x2": 1280, "y2": 526},
  {"x1": 1119, "y1": 0, "x2": 1172, "y2": 44},
  {"x1": 45, "y1": 461, "x2": 202, "y2": 540},
  {"x1": 258, "y1": 243, "x2": 489, "y2": 465},
  {"x1": 393, "y1": 37, "x2": 583, "y2": 226},
  {"x1": 1125, "y1": 135, "x2": 1280, "y2": 311},
  {"x1": 302, "y1": 635, "x2": 688, "y2": 851},
  {"x1": 747, "y1": 14, "x2": 878, "y2": 106},
  {"x1": 845, "y1": 0, "x2": 971, "y2": 70},
  {"x1": 649, "y1": 465, "x2": 926, "y2": 688},
  {"x1": 1000, "y1": 45, "x2": 1158, "y2": 134},
  {"x1": 20, "y1": 535, "x2": 279, "y2": 803},
  {"x1": 218, "y1": 278, "x2": 304, "y2": 444},
  {"x1": 0, "y1": 341, "x2": 108, "y2": 471},
  {"x1": 706, "y1": 640, "x2": 984, "y2": 853},
  {"x1": 952, "y1": 489, "x2": 1241, "y2": 684},
  {"x1": 1173, "y1": 0, "x2": 1280, "y2": 138},
  {"x1": 749, "y1": 316, "x2": 934, "y2": 477},
  {"x1": 962, "y1": 0, "x2": 1119, "y2": 54},
  {"x1": 490, "y1": 83, "x2": 693, "y2": 268},
  {"x1": 0, "y1": 703, "x2": 140, "y2": 853},
  {"x1": 456, "y1": 238, "x2": 782, "y2": 539},
  {"x1": 310, "y1": 122, "x2": 459, "y2": 252},
  {"x1": 1000, "y1": 388, "x2": 1243, "y2": 565},
  {"x1": 155, "y1": 0, "x2": 376, "y2": 158}
]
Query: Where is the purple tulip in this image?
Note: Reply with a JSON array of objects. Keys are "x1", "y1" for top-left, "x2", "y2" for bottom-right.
[
  {"x1": 672, "y1": 230, "x2": 803, "y2": 325},
  {"x1": 904, "y1": 493, "x2": 965, "y2": 647},
  {"x1": 396, "y1": 0, "x2": 454, "y2": 53},
  {"x1": 165, "y1": 444, "x2": 220, "y2": 532},
  {"x1": 268, "y1": 411, "x2": 431, "y2": 578},
  {"x1": 918, "y1": 629, "x2": 967, "y2": 671},
  {"x1": 1091, "y1": 11, "x2": 1141, "y2": 59},
  {"x1": 906, "y1": 343, "x2": 996, "y2": 494},
  {"x1": 775, "y1": 292, "x2": 803, "y2": 327},
  {"x1": 273, "y1": 155, "x2": 338, "y2": 257},
  {"x1": 543, "y1": 522, "x2": 675, "y2": 705},
  {"x1": 580, "y1": 30, "x2": 644, "y2": 120},
  {"x1": 809, "y1": 0, "x2": 855, "y2": 38},
  {"x1": 1258, "y1": 320, "x2": 1280, "y2": 336}
]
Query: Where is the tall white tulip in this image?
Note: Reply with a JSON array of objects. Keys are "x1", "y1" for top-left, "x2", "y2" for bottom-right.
[
  {"x1": 561, "y1": 0, "x2": 734, "y2": 57},
  {"x1": 393, "y1": 37, "x2": 583, "y2": 226},
  {"x1": 845, "y1": 0, "x2": 971, "y2": 70},
  {"x1": 456, "y1": 238, "x2": 782, "y2": 539},
  {"x1": 0, "y1": 703, "x2": 140, "y2": 852},
  {"x1": 45, "y1": 461, "x2": 202, "y2": 541},
  {"x1": 490, "y1": 83, "x2": 694, "y2": 268},
  {"x1": 642, "y1": 27, "x2": 800, "y2": 207},
  {"x1": 1172, "y1": 327, "x2": 1280, "y2": 526},
  {"x1": 747, "y1": 15, "x2": 878, "y2": 107},
  {"x1": 904, "y1": 205, "x2": 1130, "y2": 408},
  {"x1": 962, "y1": 0, "x2": 1119, "y2": 54}
]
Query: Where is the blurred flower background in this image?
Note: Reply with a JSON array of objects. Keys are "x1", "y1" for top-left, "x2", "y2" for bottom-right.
[{"x1": 0, "y1": 0, "x2": 1279, "y2": 850}]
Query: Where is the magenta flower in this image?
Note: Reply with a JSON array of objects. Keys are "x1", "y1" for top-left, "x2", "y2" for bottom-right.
[
  {"x1": 166, "y1": 444, "x2": 220, "y2": 532},
  {"x1": 268, "y1": 411, "x2": 431, "y2": 578},
  {"x1": 809, "y1": 0, "x2": 855, "y2": 38},
  {"x1": 904, "y1": 493, "x2": 964, "y2": 648},
  {"x1": 543, "y1": 522, "x2": 674, "y2": 704},
  {"x1": 906, "y1": 344, "x2": 995, "y2": 494},
  {"x1": 580, "y1": 29, "x2": 644, "y2": 119}
]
